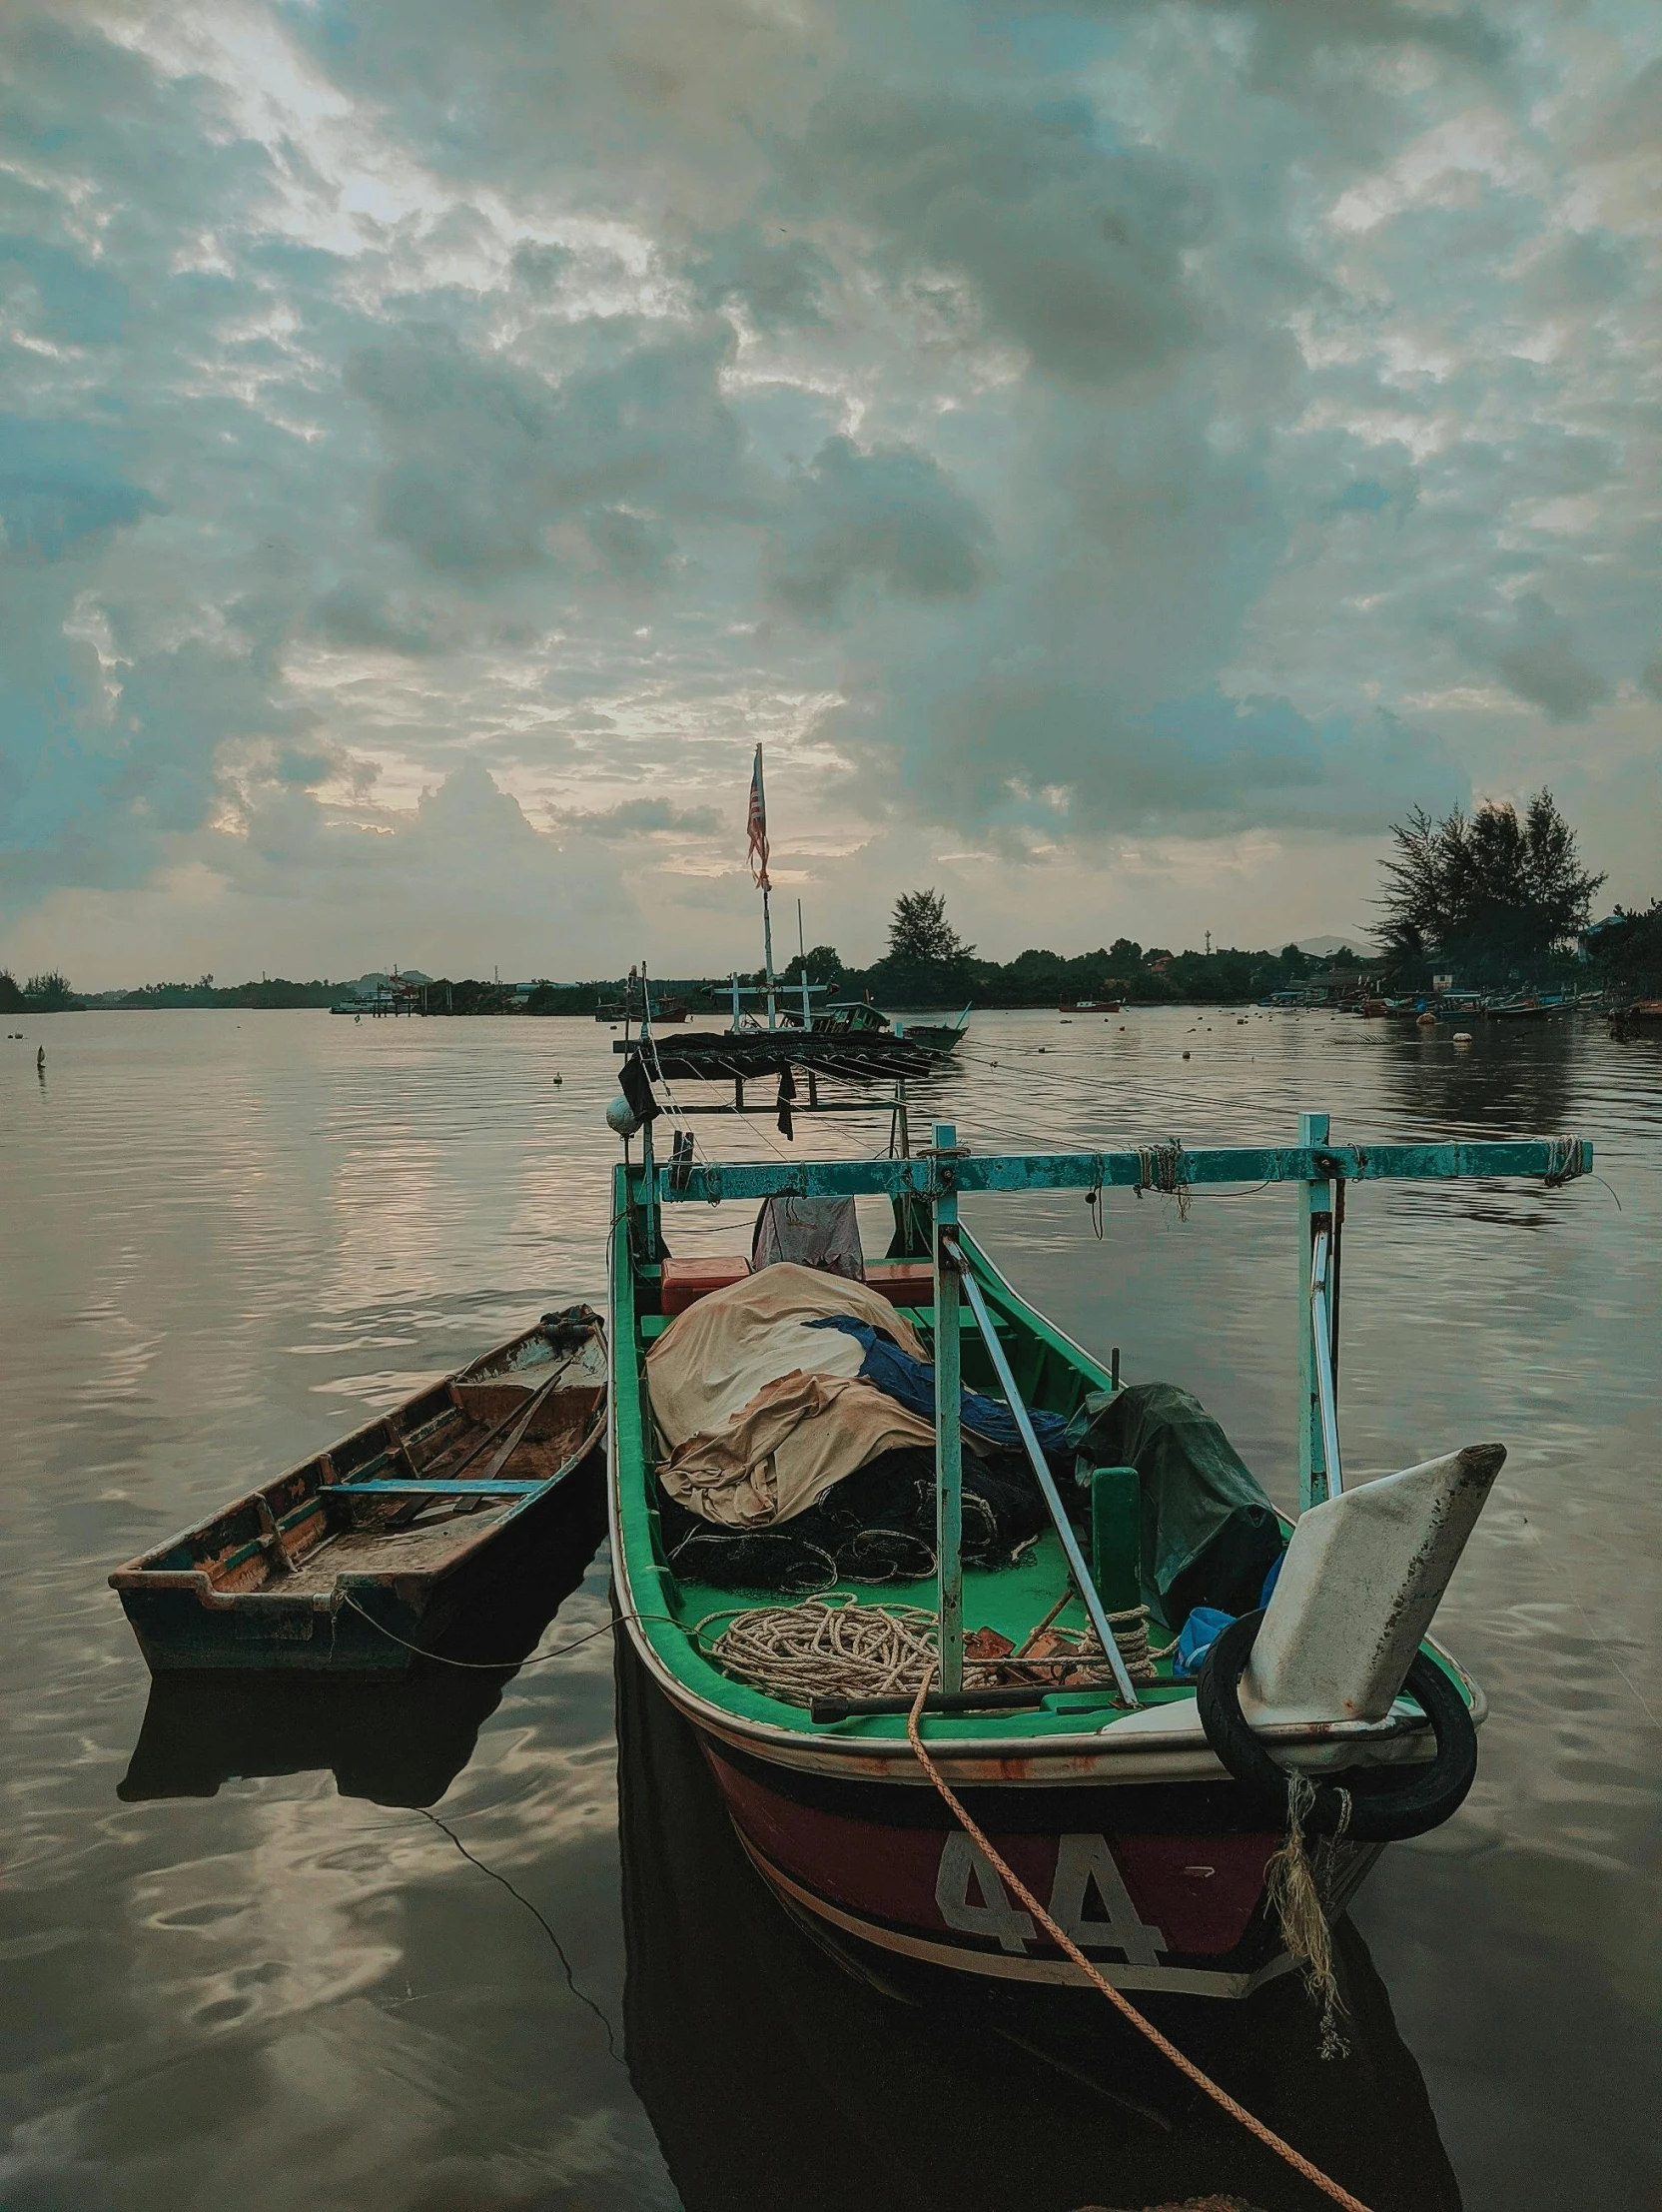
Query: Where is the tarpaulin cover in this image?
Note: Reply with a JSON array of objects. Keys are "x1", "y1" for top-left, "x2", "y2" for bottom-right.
[
  {"x1": 805, "y1": 1315, "x2": 1070, "y2": 1460},
  {"x1": 1064, "y1": 1383, "x2": 1284, "y2": 1623},
  {"x1": 647, "y1": 1264, "x2": 938, "y2": 1530}
]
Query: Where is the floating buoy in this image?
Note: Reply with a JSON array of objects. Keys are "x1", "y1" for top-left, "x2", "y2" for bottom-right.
[
  {"x1": 1416, "y1": 1012, "x2": 1437, "y2": 1029},
  {"x1": 552, "y1": 1073, "x2": 563, "y2": 1085},
  {"x1": 1182, "y1": 1050, "x2": 1191, "y2": 1060},
  {"x1": 1454, "y1": 1032, "x2": 1473, "y2": 1047}
]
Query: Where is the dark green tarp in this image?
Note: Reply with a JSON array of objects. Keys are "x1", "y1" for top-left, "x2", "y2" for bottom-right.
[{"x1": 1064, "y1": 1382, "x2": 1284, "y2": 1627}]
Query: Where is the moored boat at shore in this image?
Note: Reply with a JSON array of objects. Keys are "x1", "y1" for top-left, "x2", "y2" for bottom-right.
[
  {"x1": 110, "y1": 1308, "x2": 606, "y2": 1674},
  {"x1": 606, "y1": 1100, "x2": 1590, "y2": 2004}
]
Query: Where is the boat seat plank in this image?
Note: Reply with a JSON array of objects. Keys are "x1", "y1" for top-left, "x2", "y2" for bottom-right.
[{"x1": 338, "y1": 1479, "x2": 549, "y2": 1496}]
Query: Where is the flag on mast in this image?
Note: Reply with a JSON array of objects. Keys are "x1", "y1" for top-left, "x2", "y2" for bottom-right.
[{"x1": 746, "y1": 743, "x2": 770, "y2": 890}]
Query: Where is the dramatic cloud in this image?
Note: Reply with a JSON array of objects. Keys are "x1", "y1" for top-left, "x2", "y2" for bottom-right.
[{"x1": 0, "y1": 0, "x2": 1657, "y2": 982}]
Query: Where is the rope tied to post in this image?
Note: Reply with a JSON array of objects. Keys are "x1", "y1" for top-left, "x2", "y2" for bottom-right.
[
  {"x1": 1133, "y1": 1139, "x2": 1191, "y2": 1220},
  {"x1": 1101, "y1": 1602, "x2": 1180, "y2": 1685},
  {"x1": 1544, "y1": 1133, "x2": 1587, "y2": 1187}
]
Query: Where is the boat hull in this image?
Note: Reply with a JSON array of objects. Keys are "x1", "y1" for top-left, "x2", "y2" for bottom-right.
[
  {"x1": 114, "y1": 1467, "x2": 603, "y2": 1675},
  {"x1": 111, "y1": 1316, "x2": 606, "y2": 1676},
  {"x1": 679, "y1": 1700, "x2": 1376, "y2": 2000}
]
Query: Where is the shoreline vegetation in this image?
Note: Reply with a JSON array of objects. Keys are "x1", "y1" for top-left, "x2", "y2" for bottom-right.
[{"x1": 6, "y1": 791, "x2": 1657, "y2": 1018}]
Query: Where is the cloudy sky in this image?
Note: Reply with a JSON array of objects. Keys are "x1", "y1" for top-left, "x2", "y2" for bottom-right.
[{"x1": 1, "y1": 0, "x2": 1657, "y2": 986}]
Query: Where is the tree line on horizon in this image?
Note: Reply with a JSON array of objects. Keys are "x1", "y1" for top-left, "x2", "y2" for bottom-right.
[{"x1": 8, "y1": 789, "x2": 1657, "y2": 1015}]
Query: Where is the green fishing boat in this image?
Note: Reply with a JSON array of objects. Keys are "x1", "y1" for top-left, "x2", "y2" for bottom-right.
[{"x1": 607, "y1": 1089, "x2": 1591, "y2": 2000}]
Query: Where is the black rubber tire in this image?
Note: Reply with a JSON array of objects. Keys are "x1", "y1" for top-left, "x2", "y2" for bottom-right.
[{"x1": 1195, "y1": 1608, "x2": 1479, "y2": 1842}]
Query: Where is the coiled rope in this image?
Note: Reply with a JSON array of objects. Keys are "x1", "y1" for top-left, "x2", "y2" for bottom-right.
[
  {"x1": 699, "y1": 1596, "x2": 1179, "y2": 1704},
  {"x1": 903, "y1": 1666, "x2": 1375, "y2": 2212},
  {"x1": 1101, "y1": 1602, "x2": 1179, "y2": 1684},
  {"x1": 699, "y1": 1599, "x2": 940, "y2": 1705}
]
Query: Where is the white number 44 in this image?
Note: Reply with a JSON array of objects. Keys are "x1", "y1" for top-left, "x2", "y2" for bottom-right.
[{"x1": 936, "y1": 1832, "x2": 1166, "y2": 1965}]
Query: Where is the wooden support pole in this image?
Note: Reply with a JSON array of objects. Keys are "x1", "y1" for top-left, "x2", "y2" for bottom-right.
[
  {"x1": 932, "y1": 1122, "x2": 964, "y2": 1694},
  {"x1": 640, "y1": 1114, "x2": 660, "y2": 1264},
  {"x1": 1297, "y1": 1109, "x2": 1330, "y2": 1511}
]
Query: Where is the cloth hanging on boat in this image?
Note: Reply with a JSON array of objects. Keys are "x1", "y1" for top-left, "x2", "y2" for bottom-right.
[
  {"x1": 618, "y1": 1051, "x2": 661, "y2": 1125},
  {"x1": 751, "y1": 1196, "x2": 865, "y2": 1282},
  {"x1": 804, "y1": 1315, "x2": 1071, "y2": 1461},
  {"x1": 1064, "y1": 1382, "x2": 1284, "y2": 1625},
  {"x1": 647, "y1": 1265, "x2": 938, "y2": 1530}
]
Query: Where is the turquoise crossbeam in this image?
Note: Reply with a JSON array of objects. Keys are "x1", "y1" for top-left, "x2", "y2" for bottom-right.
[{"x1": 645, "y1": 1137, "x2": 1590, "y2": 1206}]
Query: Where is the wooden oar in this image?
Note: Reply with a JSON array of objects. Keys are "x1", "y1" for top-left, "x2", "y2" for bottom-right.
[{"x1": 373, "y1": 1347, "x2": 581, "y2": 1527}]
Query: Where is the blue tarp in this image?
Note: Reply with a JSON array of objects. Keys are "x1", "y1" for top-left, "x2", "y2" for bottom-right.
[
  {"x1": 805, "y1": 1315, "x2": 1071, "y2": 1461},
  {"x1": 1171, "y1": 1554, "x2": 1287, "y2": 1678}
]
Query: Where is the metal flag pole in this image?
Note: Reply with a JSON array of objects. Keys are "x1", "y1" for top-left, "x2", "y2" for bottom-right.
[{"x1": 750, "y1": 743, "x2": 778, "y2": 1031}]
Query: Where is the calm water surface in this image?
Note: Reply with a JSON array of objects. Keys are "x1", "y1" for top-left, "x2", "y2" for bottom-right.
[{"x1": 2, "y1": 1008, "x2": 1657, "y2": 2211}]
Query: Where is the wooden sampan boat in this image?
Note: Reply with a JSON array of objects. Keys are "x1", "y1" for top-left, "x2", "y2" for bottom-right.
[
  {"x1": 607, "y1": 1114, "x2": 1590, "y2": 2001},
  {"x1": 110, "y1": 1306, "x2": 606, "y2": 1674}
]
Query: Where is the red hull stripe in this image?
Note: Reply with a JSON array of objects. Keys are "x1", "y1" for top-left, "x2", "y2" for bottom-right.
[
  {"x1": 735, "y1": 1828, "x2": 1296, "y2": 1999},
  {"x1": 707, "y1": 1747, "x2": 1282, "y2": 1975}
]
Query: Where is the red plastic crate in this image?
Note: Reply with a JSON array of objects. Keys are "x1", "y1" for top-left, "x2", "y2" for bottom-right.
[
  {"x1": 660, "y1": 1256, "x2": 752, "y2": 1316},
  {"x1": 865, "y1": 1261, "x2": 936, "y2": 1304}
]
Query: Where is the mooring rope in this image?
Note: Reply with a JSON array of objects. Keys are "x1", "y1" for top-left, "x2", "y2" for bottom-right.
[{"x1": 903, "y1": 1666, "x2": 1375, "y2": 2212}]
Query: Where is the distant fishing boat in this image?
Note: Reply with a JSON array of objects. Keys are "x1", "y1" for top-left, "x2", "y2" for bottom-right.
[
  {"x1": 606, "y1": 1085, "x2": 1591, "y2": 2000},
  {"x1": 110, "y1": 1309, "x2": 606, "y2": 1674},
  {"x1": 597, "y1": 975, "x2": 690, "y2": 1025},
  {"x1": 1058, "y1": 998, "x2": 1121, "y2": 1014},
  {"x1": 615, "y1": 750, "x2": 964, "y2": 1096},
  {"x1": 814, "y1": 999, "x2": 970, "y2": 1056}
]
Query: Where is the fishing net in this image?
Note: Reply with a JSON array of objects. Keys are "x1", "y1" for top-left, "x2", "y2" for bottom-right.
[{"x1": 656, "y1": 1444, "x2": 1052, "y2": 1593}]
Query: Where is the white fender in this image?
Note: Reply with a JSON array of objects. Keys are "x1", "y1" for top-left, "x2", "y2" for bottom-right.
[{"x1": 1241, "y1": 1444, "x2": 1506, "y2": 1725}]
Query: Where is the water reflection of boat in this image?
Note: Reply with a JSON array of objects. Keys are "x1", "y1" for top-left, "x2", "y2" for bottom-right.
[
  {"x1": 617, "y1": 1640, "x2": 1460, "y2": 2212},
  {"x1": 119, "y1": 1488, "x2": 607, "y2": 1807}
]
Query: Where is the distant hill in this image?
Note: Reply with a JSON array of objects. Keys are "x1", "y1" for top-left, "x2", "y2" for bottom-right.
[{"x1": 1293, "y1": 935, "x2": 1372, "y2": 958}]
